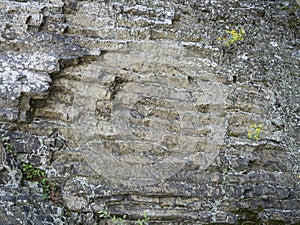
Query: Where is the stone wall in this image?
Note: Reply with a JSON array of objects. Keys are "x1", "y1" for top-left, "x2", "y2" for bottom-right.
[{"x1": 0, "y1": 0, "x2": 299, "y2": 224}]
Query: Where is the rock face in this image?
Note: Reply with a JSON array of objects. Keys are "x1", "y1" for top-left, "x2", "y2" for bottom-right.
[{"x1": 0, "y1": 0, "x2": 299, "y2": 224}]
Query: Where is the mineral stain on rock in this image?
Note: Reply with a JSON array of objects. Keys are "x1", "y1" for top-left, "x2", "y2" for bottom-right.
[{"x1": 0, "y1": 0, "x2": 299, "y2": 224}]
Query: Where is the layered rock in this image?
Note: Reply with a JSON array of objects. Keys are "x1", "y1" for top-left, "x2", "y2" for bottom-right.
[{"x1": 0, "y1": 0, "x2": 299, "y2": 224}]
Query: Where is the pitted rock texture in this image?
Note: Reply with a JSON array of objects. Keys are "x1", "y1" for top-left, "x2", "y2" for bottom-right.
[{"x1": 0, "y1": 0, "x2": 300, "y2": 224}]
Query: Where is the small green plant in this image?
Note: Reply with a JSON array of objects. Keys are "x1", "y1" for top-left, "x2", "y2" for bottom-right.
[
  {"x1": 21, "y1": 163, "x2": 53, "y2": 200},
  {"x1": 98, "y1": 209, "x2": 127, "y2": 224},
  {"x1": 1, "y1": 136, "x2": 17, "y2": 167},
  {"x1": 41, "y1": 177, "x2": 54, "y2": 200},
  {"x1": 137, "y1": 211, "x2": 149, "y2": 225},
  {"x1": 98, "y1": 209, "x2": 149, "y2": 225},
  {"x1": 247, "y1": 124, "x2": 263, "y2": 141},
  {"x1": 1, "y1": 136, "x2": 14, "y2": 154},
  {"x1": 112, "y1": 215, "x2": 126, "y2": 225},
  {"x1": 218, "y1": 28, "x2": 246, "y2": 47},
  {"x1": 99, "y1": 209, "x2": 111, "y2": 219},
  {"x1": 21, "y1": 163, "x2": 45, "y2": 180}
]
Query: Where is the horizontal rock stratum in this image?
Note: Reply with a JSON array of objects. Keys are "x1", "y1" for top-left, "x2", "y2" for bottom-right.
[{"x1": 0, "y1": 0, "x2": 299, "y2": 224}]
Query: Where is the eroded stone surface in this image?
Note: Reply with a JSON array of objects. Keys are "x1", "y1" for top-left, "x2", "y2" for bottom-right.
[{"x1": 0, "y1": 0, "x2": 299, "y2": 224}]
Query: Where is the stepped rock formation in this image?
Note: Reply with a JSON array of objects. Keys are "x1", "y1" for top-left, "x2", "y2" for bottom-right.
[{"x1": 0, "y1": 0, "x2": 299, "y2": 224}]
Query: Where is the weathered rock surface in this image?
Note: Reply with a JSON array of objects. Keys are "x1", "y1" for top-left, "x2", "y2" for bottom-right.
[{"x1": 0, "y1": 0, "x2": 299, "y2": 224}]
